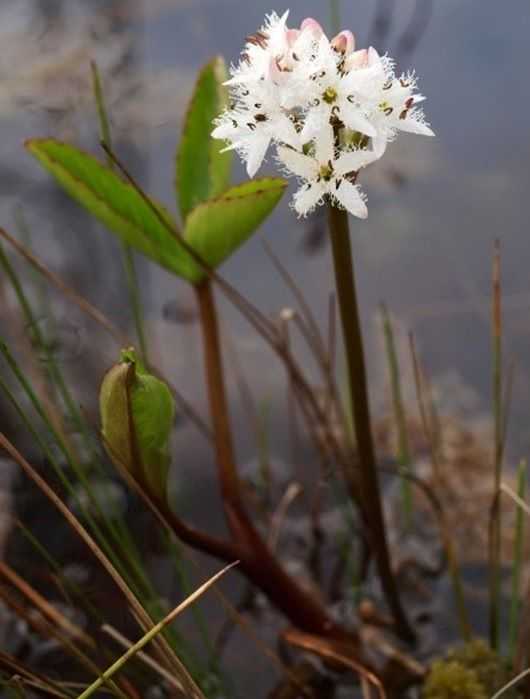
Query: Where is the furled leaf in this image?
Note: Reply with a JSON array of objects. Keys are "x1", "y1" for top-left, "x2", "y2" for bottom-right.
[
  {"x1": 100, "y1": 349, "x2": 175, "y2": 500},
  {"x1": 100, "y1": 361, "x2": 136, "y2": 477},
  {"x1": 129, "y1": 363, "x2": 175, "y2": 498},
  {"x1": 25, "y1": 139, "x2": 191, "y2": 279},
  {"x1": 183, "y1": 178, "x2": 287, "y2": 284},
  {"x1": 176, "y1": 56, "x2": 232, "y2": 221}
]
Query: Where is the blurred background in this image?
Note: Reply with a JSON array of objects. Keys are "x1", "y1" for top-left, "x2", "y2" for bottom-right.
[
  {"x1": 1, "y1": 0, "x2": 528, "y2": 455},
  {"x1": 0, "y1": 0, "x2": 528, "y2": 691},
  {"x1": 0, "y1": 0, "x2": 528, "y2": 521}
]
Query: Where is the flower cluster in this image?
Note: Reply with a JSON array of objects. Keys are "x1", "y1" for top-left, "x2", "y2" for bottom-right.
[{"x1": 212, "y1": 10, "x2": 434, "y2": 218}]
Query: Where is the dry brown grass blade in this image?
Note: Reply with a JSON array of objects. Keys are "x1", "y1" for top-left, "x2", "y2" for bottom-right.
[
  {"x1": 0, "y1": 584, "x2": 132, "y2": 699},
  {"x1": 101, "y1": 625, "x2": 184, "y2": 691},
  {"x1": 104, "y1": 432, "x2": 326, "y2": 694},
  {"x1": 491, "y1": 667, "x2": 530, "y2": 699},
  {"x1": 104, "y1": 436, "x2": 311, "y2": 688},
  {"x1": 263, "y1": 240, "x2": 328, "y2": 366},
  {"x1": 501, "y1": 482, "x2": 530, "y2": 516},
  {"x1": 408, "y1": 333, "x2": 471, "y2": 641},
  {"x1": 283, "y1": 628, "x2": 387, "y2": 699},
  {"x1": 0, "y1": 433, "x2": 206, "y2": 699},
  {"x1": 0, "y1": 651, "x2": 71, "y2": 698},
  {"x1": 268, "y1": 482, "x2": 303, "y2": 552},
  {"x1": 0, "y1": 560, "x2": 93, "y2": 647},
  {"x1": 77, "y1": 563, "x2": 238, "y2": 699},
  {"x1": 0, "y1": 226, "x2": 128, "y2": 346}
]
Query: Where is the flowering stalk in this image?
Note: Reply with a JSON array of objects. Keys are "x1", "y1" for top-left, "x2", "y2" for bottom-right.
[
  {"x1": 327, "y1": 204, "x2": 414, "y2": 643},
  {"x1": 213, "y1": 7, "x2": 433, "y2": 645}
]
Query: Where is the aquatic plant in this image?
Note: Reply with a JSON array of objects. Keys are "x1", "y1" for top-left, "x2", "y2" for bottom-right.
[{"x1": 0, "y1": 5, "x2": 526, "y2": 699}]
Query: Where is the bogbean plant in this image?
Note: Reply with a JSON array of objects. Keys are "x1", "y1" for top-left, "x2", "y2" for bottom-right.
[{"x1": 1, "y1": 8, "x2": 521, "y2": 699}]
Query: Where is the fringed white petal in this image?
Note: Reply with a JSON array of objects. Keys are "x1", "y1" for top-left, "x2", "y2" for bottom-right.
[
  {"x1": 244, "y1": 133, "x2": 271, "y2": 177},
  {"x1": 335, "y1": 148, "x2": 379, "y2": 176},
  {"x1": 277, "y1": 146, "x2": 317, "y2": 180},
  {"x1": 293, "y1": 181, "x2": 327, "y2": 217},
  {"x1": 333, "y1": 180, "x2": 368, "y2": 219}
]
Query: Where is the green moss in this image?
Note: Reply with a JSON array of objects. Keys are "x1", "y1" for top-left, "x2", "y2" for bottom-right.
[
  {"x1": 423, "y1": 640, "x2": 516, "y2": 699},
  {"x1": 446, "y1": 639, "x2": 509, "y2": 695},
  {"x1": 423, "y1": 660, "x2": 487, "y2": 699}
]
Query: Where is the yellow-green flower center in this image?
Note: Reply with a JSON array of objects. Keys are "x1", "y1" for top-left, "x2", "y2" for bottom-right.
[
  {"x1": 319, "y1": 164, "x2": 333, "y2": 181},
  {"x1": 379, "y1": 100, "x2": 394, "y2": 116},
  {"x1": 322, "y1": 87, "x2": 338, "y2": 104}
]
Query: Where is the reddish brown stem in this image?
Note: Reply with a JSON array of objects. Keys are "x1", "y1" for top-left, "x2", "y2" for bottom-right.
[
  {"x1": 194, "y1": 279, "x2": 360, "y2": 642},
  {"x1": 195, "y1": 280, "x2": 241, "y2": 507}
]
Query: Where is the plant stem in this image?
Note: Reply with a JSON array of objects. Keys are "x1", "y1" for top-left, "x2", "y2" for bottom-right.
[
  {"x1": 380, "y1": 303, "x2": 413, "y2": 529},
  {"x1": 508, "y1": 458, "x2": 526, "y2": 667},
  {"x1": 409, "y1": 333, "x2": 472, "y2": 641},
  {"x1": 329, "y1": 0, "x2": 341, "y2": 35},
  {"x1": 489, "y1": 239, "x2": 502, "y2": 651},
  {"x1": 326, "y1": 204, "x2": 414, "y2": 643},
  {"x1": 195, "y1": 280, "x2": 241, "y2": 506},
  {"x1": 194, "y1": 279, "x2": 370, "y2": 646}
]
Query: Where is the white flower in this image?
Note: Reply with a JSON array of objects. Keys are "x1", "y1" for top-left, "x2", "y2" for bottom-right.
[
  {"x1": 212, "y1": 10, "x2": 434, "y2": 218},
  {"x1": 212, "y1": 79, "x2": 300, "y2": 177},
  {"x1": 277, "y1": 126, "x2": 377, "y2": 218},
  {"x1": 225, "y1": 10, "x2": 291, "y2": 87},
  {"x1": 356, "y1": 49, "x2": 434, "y2": 158},
  {"x1": 297, "y1": 35, "x2": 383, "y2": 143}
]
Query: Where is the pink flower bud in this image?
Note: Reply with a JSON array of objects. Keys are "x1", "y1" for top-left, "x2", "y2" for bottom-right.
[
  {"x1": 331, "y1": 30, "x2": 355, "y2": 54},
  {"x1": 300, "y1": 18, "x2": 325, "y2": 37},
  {"x1": 367, "y1": 47, "x2": 381, "y2": 66},
  {"x1": 348, "y1": 48, "x2": 369, "y2": 69},
  {"x1": 286, "y1": 28, "x2": 300, "y2": 47}
]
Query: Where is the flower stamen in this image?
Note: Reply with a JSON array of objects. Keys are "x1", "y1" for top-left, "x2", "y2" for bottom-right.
[{"x1": 323, "y1": 87, "x2": 338, "y2": 104}]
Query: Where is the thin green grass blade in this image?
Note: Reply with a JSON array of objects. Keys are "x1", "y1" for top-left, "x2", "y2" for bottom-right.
[
  {"x1": 329, "y1": 0, "x2": 341, "y2": 34},
  {"x1": 508, "y1": 458, "x2": 526, "y2": 667},
  {"x1": 380, "y1": 303, "x2": 413, "y2": 529},
  {"x1": 75, "y1": 565, "x2": 237, "y2": 699},
  {"x1": 490, "y1": 240, "x2": 503, "y2": 651},
  {"x1": 91, "y1": 61, "x2": 149, "y2": 366}
]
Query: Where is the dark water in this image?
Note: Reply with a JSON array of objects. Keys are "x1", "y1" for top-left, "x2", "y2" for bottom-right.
[
  {"x1": 1, "y1": 0, "x2": 529, "y2": 436},
  {"x1": 3, "y1": 0, "x2": 528, "y2": 453}
]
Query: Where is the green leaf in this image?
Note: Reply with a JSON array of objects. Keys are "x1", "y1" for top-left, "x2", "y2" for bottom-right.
[
  {"x1": 25, "y1": 139, "x2": 191, "y2": 279},
  {"x1": 100, "y1": 349, "x2": 175, "y2": 500},
  {"x1": 27, "y1": 139, "x2": 286, "y2": 286},
  {"x1": 176, "y1": 56, "x2": 232, "y2": 221},
  {"x1": 183, "y1": 178, "x2": 287, "y2": 284},
  {"x1": 100, "y1": 361, "x2": 136, "y2": 477},
  {"x1": 129, "y1": 365, "x2": 175, "y2": 498}
]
